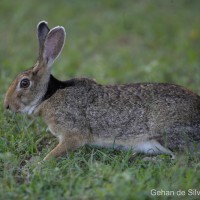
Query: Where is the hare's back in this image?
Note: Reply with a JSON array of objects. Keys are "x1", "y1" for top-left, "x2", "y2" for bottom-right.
[{"x1": 86, "y1": 82, "x2": 200, "y2": 138}]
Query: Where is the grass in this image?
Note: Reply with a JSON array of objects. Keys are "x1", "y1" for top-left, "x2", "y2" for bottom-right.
[{"x1": 1, "y1": 0, "x2": 200, "y2": 199}]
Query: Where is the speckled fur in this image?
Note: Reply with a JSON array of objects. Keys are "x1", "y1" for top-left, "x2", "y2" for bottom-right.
[{"x1": 4, "y1": 21, "x2": 200, "y2": 160}]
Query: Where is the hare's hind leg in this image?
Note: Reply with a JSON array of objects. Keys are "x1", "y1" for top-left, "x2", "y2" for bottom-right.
[{"x1": 133, "y1": 140, "x2": 176, "y2": 159}]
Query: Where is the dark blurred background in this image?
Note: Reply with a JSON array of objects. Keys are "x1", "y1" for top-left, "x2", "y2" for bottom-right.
[{"x1": 1, "y1": 0, "x2": 200, "y2": 101}]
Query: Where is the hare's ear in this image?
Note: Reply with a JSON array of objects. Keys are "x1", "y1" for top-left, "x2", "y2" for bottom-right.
[
  {"x1": 37, "y1": 21, "x2": 50, "y2": 58},
  {"x1": 43, "y1": 26, "x2": 66, "y2": 68}
]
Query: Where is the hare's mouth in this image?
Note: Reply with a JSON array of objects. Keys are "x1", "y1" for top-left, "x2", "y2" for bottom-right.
[
  {"x1": 5, "y1": 105, "x2": 20, "y2": 114},
  {"x1": 20, "y1": 96, "x2": 42, "y2": 115},
  {"x1": 21, "y1": 104, "x2": 39, "y2": 115}
]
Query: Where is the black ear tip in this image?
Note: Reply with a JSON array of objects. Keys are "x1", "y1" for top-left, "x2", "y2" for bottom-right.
[{"x1": 37, "y1": 21, "x2": 49, "y2": 31}]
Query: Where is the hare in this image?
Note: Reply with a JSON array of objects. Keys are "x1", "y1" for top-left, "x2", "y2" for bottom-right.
[{"x1": 4, "y1": 21, "x2": 200, "y2": 161}]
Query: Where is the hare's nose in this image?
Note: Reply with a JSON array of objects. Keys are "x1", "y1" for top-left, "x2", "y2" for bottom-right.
[{"x1": 4, "y1": 101, "x2": 10, "y2": 110}]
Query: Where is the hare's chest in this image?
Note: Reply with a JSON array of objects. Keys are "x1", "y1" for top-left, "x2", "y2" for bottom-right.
[
  {"x1": 48, "y1": 125, "x2": 57, "y2": 137},
  {"x1": 45, "y1": 116, "x2": 64, "y2": 139},
  {"x1": 39, "y1": 97, "x2": 89, "y2": 136},
  {"x1": 40, "y1": 109, "x2": 67, "y2": 138}
]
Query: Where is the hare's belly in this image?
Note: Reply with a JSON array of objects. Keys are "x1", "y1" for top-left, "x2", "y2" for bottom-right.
[
  {"x1": 90, "y1": 133, "x2": 155, "y2": 149},
  {"x1": 89, "y1": 133, "x2": 175, "y2": 157}
]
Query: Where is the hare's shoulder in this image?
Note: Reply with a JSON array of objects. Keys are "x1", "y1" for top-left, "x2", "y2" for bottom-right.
[{"x1": 43, "y1": 75, "x2": 97, "y2": 101}]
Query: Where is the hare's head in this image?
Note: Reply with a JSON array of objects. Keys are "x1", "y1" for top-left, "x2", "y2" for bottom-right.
[{"x1": 4, "y1": 21, "x2": 66, "y2": 114}]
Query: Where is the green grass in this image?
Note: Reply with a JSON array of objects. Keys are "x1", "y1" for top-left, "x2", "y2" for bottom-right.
[{"x1": 1, "y1": 0, "x2": 200, "y2": 199}]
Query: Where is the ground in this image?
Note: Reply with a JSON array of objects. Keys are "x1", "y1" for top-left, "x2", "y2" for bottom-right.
[{"x1": 1, "y1": 0, "x2": 200, "y2": 199}]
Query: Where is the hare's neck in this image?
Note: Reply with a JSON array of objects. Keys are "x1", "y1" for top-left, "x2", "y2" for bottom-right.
[{"x1": 42, "y1": 75, "x2": 75, "y2": 101}]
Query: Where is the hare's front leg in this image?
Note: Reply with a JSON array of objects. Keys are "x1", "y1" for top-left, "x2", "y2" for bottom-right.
[
  {"x1": 43, "y1": 142, "x2": 68, "y2": 161},
  {"x1": 43, "y1": 133, "x2": 88, "y2": 161}
]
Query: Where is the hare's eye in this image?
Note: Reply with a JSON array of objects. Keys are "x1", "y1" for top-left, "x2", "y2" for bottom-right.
[{"x1": 20, "y1": 78, "x2": 30, "y2": 88}]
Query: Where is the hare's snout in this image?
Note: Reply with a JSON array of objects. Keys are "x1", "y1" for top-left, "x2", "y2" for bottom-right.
[
  {"x1": 4, "y1": 94, "x2": 14, "y2": 111},
  {"x1": 4, "y1": 91, "x2": 10, "y2": 110},
  {"x1": 4, "y1": 96, "x2": 20, "y2": 113},
  {"x1": 4, "y1": 100, "x2": 10, "y2": 110},
  {"x1": 4, "y1": 87, "x2": 20, "y2": 113}
]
